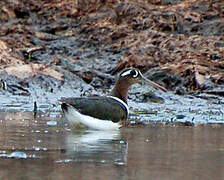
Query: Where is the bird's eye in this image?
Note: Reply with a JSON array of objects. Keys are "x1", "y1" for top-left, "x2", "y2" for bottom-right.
[
  {"x1": 130, "y1": 69, "x2": 138, "y2": 78},
  {"x1": 120, "y1": 69, "x2": 139, "y2": 78}
]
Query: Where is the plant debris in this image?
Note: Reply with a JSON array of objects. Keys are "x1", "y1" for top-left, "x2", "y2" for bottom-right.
[{"x1": 0, "y1": 0, "x2": 223, "y2": 94}]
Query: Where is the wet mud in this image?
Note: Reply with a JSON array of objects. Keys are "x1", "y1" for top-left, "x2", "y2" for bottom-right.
[{"x1": 0, "y1": 0, "x2": 223, "y2": 126}]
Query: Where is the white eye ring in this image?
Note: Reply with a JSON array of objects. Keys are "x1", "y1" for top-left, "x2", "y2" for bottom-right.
[
  {"x1": 120, "y1": 69, "x2": 139, "y2": 78},
  {"x1": 120, "y1": 69, "x2": 132, "y2": 77}
]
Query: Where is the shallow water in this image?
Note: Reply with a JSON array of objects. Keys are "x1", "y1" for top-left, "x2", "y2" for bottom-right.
[{"x1": 0, "y1": 111, "x2": 224, "y2": 180}]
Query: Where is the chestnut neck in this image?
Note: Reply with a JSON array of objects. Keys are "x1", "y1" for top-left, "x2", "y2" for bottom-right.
[{"x1": 110, "y1": 79, "x2": 132, "y2": 104}]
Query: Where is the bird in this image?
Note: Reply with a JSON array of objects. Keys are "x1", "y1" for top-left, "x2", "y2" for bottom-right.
[{"x1": 61, "y1": 68, "x2": 167, "y2": 130}]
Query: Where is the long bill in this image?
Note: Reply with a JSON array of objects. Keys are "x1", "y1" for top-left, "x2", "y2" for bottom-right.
[{"x1": 142, "y1": 75, "x2": 167, "y2": 92}]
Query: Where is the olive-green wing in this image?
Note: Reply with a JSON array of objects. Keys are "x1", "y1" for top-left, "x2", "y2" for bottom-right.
[{"x1": 61, "y1": 97, "x2": 128, "y2": 123}]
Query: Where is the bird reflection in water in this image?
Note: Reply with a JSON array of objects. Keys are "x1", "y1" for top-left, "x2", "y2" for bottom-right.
[{"x1": 64, "y1": 130, "x2": 128, "y2": 165}]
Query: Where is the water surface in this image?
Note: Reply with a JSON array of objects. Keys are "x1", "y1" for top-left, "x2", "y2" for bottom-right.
[{"x1": 0, "y1": 111, "x2": 223, "y2": 180}]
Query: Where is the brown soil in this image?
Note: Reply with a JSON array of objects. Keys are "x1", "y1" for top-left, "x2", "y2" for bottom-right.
[{"x1": 0, "y1": 0, "x2": 224, "y2": 93}]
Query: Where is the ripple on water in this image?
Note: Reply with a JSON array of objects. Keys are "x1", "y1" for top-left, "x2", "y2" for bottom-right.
[
  {"x1": 0, "y1": 152, "x2": 27, "y2": 159},
  {"x1": 46, "y1": 120, "x2": 57, "y2": 126}
]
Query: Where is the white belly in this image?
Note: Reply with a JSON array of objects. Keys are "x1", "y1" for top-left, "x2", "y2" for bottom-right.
[{"x1": 64, "y1": 105, "x2": 122, "y2": 130}]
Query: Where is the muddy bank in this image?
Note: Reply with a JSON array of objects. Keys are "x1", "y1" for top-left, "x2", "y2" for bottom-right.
[
  {"x1": 0, "y1": 0, "x2": 224, "y2": 124},
  {"x1": 0, "y1": 0, "x2": 224, "y2": 91}
]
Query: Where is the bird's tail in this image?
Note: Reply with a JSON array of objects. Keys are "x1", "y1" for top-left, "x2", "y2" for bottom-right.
[{"x1": 61, "y1": 103, "x2": 82, "y2": 125}]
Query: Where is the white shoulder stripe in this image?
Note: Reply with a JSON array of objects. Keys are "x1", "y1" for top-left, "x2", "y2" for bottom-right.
[{"x1": 107, "y1": 96, "x2": 129, "y2": 117}]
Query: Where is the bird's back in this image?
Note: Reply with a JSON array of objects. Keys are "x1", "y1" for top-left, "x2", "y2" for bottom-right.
[{"x1": 61, "y1": 96, "x2": 128, "y2": 123}]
